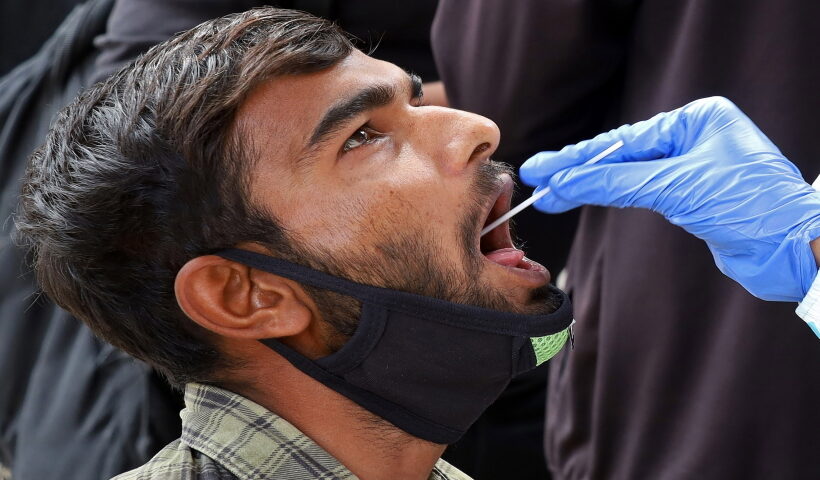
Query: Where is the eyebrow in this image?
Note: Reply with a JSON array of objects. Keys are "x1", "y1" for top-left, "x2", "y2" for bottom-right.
[{"x1": 305, "y1": 72, "x2": 424, "y2": 151}]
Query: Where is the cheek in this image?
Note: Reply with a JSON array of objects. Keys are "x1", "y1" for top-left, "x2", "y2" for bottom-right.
[
  {"x1": 283, "y1": 194, "x2": 371, "y2": 253},
  {"x1": 367, "y1": 180, "x2": 474, "y2": 257},
  {"x1": 288, "y1": 184, "x2": 465, "y2": 258},
  {"x1": 282, "y1": 148, "x2": 474, "y2": 256}
]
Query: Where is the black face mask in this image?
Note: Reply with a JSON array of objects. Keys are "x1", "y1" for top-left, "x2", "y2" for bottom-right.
[{"x1": 217, "y1": 248, "x2": 574, "y2": 444}]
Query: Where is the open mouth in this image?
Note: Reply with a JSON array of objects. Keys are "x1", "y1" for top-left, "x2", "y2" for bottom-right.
[{"x1": 478, "y1": 174, "x2": 544, "y2": 274}]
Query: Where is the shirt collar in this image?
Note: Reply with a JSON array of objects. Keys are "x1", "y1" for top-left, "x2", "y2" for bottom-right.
[
  {"x1": 179, "y1": 383, "x2": 471, "y2": 480},
  {"x1": 180, "y1": 383, "x2": 355, "y2": 480}
]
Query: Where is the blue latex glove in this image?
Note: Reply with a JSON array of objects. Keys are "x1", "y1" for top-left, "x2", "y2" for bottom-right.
[{"x1": 520, "y1": 96, "x2": 820, "y2": 303}]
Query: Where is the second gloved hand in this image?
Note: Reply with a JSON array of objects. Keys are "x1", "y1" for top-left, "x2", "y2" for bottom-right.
[{"x1": 519, "y1": 96, "x2": 820, "y2": 303}]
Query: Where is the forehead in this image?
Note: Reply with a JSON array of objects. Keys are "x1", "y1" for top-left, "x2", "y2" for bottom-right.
[{"x1": 234, "y1": 50, "x2": 406, "y2": 163}]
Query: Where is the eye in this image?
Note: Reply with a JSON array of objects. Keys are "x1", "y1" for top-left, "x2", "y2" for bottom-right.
[{"x1": 342, "y1": 125, "x2": 383, "y2": 153}]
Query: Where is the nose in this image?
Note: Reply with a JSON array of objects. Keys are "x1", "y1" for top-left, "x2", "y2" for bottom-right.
[{"x1": 413, "y1": 106, "x2": 501, "y2": 175}]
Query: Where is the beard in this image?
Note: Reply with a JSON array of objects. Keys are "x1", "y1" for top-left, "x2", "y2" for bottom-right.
[{"x1": 282, "y1": 160, "x2": 560, "y2": 351}]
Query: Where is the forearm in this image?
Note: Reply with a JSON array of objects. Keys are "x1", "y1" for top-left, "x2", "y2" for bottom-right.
[{"x1": 812, "y1": 237, "x2": 820, "y2": 267}]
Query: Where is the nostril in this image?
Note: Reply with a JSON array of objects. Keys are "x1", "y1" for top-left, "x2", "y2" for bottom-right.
[{"x1": 470, "y1": 142, "x2": 491, "y2": 161}]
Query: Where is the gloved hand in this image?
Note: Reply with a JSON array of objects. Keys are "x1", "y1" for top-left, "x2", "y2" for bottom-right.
[{"x1": 520, "y1": 96, "x2": 820, "y2": 303}]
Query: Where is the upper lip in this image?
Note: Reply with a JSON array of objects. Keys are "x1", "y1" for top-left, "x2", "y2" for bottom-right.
[{"x1": 478, "y1": 174, "x2": 515, "y2": 255}]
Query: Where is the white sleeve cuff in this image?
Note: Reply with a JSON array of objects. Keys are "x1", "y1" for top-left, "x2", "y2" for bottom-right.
[{"x1": 796, "y1": 270, "x2": 820, "y2": 338}]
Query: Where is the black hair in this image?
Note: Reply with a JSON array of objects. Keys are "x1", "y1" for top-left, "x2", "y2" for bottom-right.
[{"x1": 15, "y1": 8, "x2": 354, "y2": 386}]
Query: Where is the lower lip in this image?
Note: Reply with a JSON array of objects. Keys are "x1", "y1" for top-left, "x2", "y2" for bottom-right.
[{"x1": 483, "y1": 251, "x2": 551, "y2": 287}]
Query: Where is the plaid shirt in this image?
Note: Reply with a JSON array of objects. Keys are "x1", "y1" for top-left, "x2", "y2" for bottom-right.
[{"x1": 114, "y1": 383, "x2": 472, "y2": 480}]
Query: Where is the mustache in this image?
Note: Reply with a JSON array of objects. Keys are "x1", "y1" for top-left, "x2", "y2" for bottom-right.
[
  {"x1": 463, "y1": 160, "x2": 516, "y2": 235},
  {"x1": 458, "y1": 160, "x2": 515, "y2": 269},
  {"x1": 473, "y1": 160, "x2": 515, "y2": 201}
]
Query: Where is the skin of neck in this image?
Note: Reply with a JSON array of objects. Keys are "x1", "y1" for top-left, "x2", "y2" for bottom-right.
[{"x1": 218, "y1": 339, "x2": 447, "y2": 480}]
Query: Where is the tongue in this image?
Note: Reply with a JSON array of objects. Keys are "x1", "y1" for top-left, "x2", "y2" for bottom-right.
[{"x1": 484, "y1": 247, "x2": 526, "y2": 267}]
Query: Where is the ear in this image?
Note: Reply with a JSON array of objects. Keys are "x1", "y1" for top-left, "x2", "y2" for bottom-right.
[{"x1": 175, "y1": 255, "x2": 315, "y2": 340}]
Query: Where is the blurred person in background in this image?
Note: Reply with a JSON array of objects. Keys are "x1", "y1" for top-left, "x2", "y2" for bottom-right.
[
  {"x1": 0, "y1": 0, "x2": 84, "y2": 76},
  {"x1": 430, "y1": 1, "x2": 820, "y2": 479}
]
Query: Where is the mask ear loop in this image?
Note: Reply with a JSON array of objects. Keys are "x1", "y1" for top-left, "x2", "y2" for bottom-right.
[{"x1": 216, "y1": 248, "x2": 574, "y2": 338}]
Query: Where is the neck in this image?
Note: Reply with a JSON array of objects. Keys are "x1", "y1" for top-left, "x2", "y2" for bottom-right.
[
  {"x1": 228, "y1": 350, "x2": 446, "y2": 480},
  {"x1": 290, "y1": 394, "x2": 445, "y2": 480}
]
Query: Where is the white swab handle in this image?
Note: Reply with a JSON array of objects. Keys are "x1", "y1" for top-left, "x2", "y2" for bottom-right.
[{"x1": 480, "y1": 140, "x2": 624, "y2": 237}]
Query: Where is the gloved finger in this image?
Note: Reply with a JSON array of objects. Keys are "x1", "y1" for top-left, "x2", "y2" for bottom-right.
[
  {"x1": 519, "y1": 111, "x2": 682, "y2": 187},
  {"x1": 520, "y1": 96, "x2": 741, "y2": 188}
]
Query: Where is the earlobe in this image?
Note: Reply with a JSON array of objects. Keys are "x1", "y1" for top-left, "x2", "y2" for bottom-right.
[{"x1": 175, "y1": 255, "x2": 314, "y2": 340}]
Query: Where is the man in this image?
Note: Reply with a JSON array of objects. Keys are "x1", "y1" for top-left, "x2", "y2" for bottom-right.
[{"x1": 15, "y1": 8, "x2": 573, "y2": 479}]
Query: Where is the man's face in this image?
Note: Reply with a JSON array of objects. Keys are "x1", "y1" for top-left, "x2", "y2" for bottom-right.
[{"x1": 236, "y1": 50, "x2": 554, "y2": 316}]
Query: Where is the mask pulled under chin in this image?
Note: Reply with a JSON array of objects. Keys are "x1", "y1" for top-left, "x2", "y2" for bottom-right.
[{"x1": 217, "y1": 248, "x2": 574, "y2": 444}]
